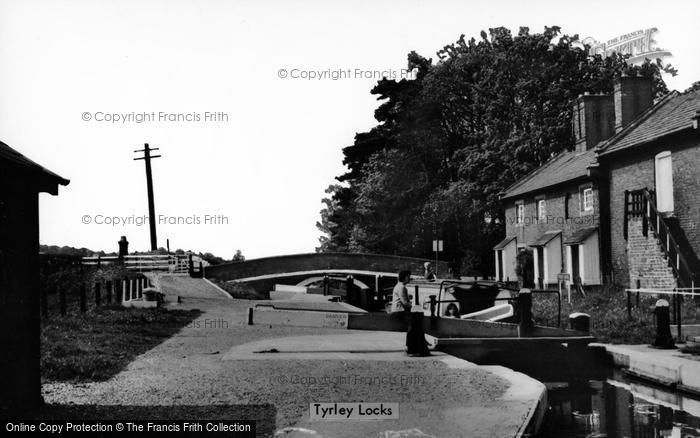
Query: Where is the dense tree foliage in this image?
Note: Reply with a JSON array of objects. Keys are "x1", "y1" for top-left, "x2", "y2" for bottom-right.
[{"x1": 317, "y1": 26, "x2": 669, "y2": 276}]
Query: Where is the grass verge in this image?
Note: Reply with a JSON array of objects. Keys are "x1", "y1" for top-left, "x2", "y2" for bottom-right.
[
  {"x1": 533, "y1": 288, "x2": 700, "y2": 344},
  {"x1": 41, "y1": 305, "x2": 200, "y2": 382}
]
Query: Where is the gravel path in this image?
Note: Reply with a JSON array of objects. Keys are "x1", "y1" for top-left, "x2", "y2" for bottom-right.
[{"x1": 43, "y1": 276, "x2": 536, "y2": 437}]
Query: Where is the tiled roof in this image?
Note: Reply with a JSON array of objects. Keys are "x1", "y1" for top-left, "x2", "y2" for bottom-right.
[
  {"x1": 500, "y1": 148, "x2": 595, "y2": 200},
  {"x1": 0, "y1": 140, "x2": 69, "y2": 186},
  {"x1": 599, "y1": 90, "x2": 700, "y2": 156}
]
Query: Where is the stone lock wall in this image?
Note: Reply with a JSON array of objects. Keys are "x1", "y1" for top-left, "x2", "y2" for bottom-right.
[{"x1": 626, "y1": 217, "x2": 677, "y2": 289}]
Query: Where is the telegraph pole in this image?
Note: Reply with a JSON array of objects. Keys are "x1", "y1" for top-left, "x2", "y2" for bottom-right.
[{"x1": 134, "y1": 143, "x2": 161, "y2": 251}]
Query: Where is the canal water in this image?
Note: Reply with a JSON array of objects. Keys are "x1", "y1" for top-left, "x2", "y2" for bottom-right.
[{"x1": 536, "y1": 369, "x2": 700, "y2": 437}]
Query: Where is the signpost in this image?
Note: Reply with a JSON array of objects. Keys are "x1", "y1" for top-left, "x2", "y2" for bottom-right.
[{"x1": 432, "y1": 240, "x2": 443, "y2": 276}]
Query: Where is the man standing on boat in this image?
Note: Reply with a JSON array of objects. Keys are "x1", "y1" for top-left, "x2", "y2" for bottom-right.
[{"x1": 391, "y1": 270, "x2": 431, "y2": 357}]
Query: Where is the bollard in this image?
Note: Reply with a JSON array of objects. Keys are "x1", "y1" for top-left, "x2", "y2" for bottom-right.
[
  {"x1": 177, "y1": 295, "x2": 182, "y2": 304},
  {"x1": 346, "y1": 276, "x2": 355, "y2": 305},
  {"x1": 247, "y1": 308, "x2": 253, "y2": 325},
  {"x1": 414, "y1": 285, "x2": 420, "y2": 306},
  {"x1": 653, "y1": 299, "x2": 675, "y2": 349},
  {"x1": 569, "y1": 313, "x2": 590, "y2": 333},
  {"x1": 59, "y1": 287, "x2": 66, "y2": 316},
  {"x1": 95, "y1": 282, "x2": 101, "y2": 307},
  {"x1": 518, "y1": 289, "x2": 534, "y2": 336}
]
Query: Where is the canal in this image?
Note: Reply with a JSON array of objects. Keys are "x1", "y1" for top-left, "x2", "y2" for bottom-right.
[{"x1": 537, "y1": 369, "x2": 700, "y2": 437}]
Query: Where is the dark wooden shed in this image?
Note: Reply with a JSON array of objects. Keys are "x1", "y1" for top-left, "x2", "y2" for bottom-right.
[{"x1": 0, "y1": 140, "x2": 69, "y2": 412}]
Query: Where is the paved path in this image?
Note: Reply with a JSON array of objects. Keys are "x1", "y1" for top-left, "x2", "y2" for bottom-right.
[
  {"x1": 600, "y1": 343, "x2": 700, "y2": 395},
  {"x1": 43, "y1": 275, "x2": 546, "y2": 437}
]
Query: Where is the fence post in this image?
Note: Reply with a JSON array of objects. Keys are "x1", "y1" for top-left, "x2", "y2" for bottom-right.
[
  {"x1": 124, "y1": 278, "x2": 131, "y2": 302},
  {"x1": 95, "y1": 282, "x2": 101, "y2": 307},
  {"x1": 59, "y1": 287, "x2": 66, "y2": 316},
  {"x1": 80, "y1": 283, "x2": 87, "y2": 313},
  {"x1": 106, "y1": 280, "x2": 112, "y2": 304},
  {"x1": 677, "y1": 291, "x2": 683, "y2": 341},
  {"x1": 627, "y1": 285, "x2": 635, "y2": 318}
]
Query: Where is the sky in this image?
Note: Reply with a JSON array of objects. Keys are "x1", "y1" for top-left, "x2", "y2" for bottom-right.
[{"x1": 1, "y1": 0, "x2": 698, "y2": 259}]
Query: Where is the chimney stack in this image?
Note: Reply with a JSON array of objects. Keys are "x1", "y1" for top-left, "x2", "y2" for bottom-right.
[
  {"x1": 118, "y1": 236, "x2": 129, "y2": 259},
  {"x1": 614, "y1": 74, "x2": 654, "y2": 133},
  {"x1": 572, "y1": 93, "x2": 615, "y2": 153}
]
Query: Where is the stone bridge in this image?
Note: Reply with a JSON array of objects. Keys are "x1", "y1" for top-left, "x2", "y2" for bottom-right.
[{"x1": 204, "y1": 252, "x2": 448, "y2": 283}]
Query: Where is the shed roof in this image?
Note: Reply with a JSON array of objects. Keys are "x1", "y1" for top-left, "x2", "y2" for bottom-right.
[
  {"x1": 0, "y1": 140, "x2": 69, "y2": 194},
  {"x1": 493, "y1": 236, "x2": 516, "y2": 250},
  {"x1": 563, "y1": 227, "x2": 597, "y2": 245},
  {"x1": 528, "y1": 230, "x2": 561, "y2": 247}
]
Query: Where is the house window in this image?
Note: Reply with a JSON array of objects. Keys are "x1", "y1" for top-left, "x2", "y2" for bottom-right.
[
  {"x1": 537, "y1": 199, "x2": 546, "y2": 221},
  {"x1": 581, "y1": 187, "x2": 594, "y2": 213},
  {"x1": 655, "y1": 151, "x2": 674, "y2": 213},
  {"x1": 515, "y1": 202, "x2": 524, "y2": 225}
]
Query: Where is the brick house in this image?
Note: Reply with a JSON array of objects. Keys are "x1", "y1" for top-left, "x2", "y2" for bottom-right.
[
  {"x1": 594, "y1": 84, "x2": 700, "y2": 290},
  {"x1": 495, "y1": 75, "x2": 700, "y2": 291}
]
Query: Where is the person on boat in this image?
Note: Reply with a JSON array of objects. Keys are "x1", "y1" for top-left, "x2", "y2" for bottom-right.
[
  {"x1": 391, "y1": 270, "x2": 431, "y2": 357},
  {"x1": 445, "y1": 303, "x2": 460, "y2": 318},
  {"x1": 423, "y1": 262, "x2": 436, "y2": 281}
]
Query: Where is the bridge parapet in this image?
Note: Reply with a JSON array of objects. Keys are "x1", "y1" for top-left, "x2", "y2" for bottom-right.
[{"x1": 204, "y1": 252, "x2": 450, "y2": 282}]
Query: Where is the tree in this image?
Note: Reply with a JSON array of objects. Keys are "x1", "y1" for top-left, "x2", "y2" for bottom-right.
[
  {"x1": 232, "y1": 250, "x2": 245, "y2": 261},
  {"x1": 317, "y1": 25, "x2": 668, "y2": 276}
]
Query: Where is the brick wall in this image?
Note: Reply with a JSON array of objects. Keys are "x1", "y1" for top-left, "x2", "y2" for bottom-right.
[
  {"x1": 504, "y1": 181, "x2": 600, "y2": 247},
  {"x1": 606, "y1": 134, "x2": 700, "y2": 287},
  {"x1": 626, "y1": 217, "x2": 677, "y2": 289}
]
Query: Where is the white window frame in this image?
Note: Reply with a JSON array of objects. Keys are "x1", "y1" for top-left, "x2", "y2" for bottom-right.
[
  {"x1": 515, "y1": 202, "x2": 524, "y2": 226},
  {"x1": 582, "y1": 188, "x2": 594, "y2": 213},
  {"x1": 537, "y1": 199, "x2": 546, "y2": 221}
]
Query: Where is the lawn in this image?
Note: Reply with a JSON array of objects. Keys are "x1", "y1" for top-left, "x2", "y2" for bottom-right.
[
  {"x1": 532, "y1": 288, "x2": 700, "y2": 344},
  {"x1": 41, "y1": 305, "x2": 200, "y2": 382}
]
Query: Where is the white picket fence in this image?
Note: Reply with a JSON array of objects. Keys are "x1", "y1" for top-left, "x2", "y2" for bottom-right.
[{"x1": 81, "y1": 254, "x2": 208, "y2": 273}]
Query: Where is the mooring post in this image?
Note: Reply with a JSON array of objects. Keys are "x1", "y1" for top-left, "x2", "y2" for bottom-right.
[
  {"x1": 653, "y1": 299, "x2": 675, "y2": 349},
  {"x1": 518, "y1": 289, "x2": 534, "y2": 336},
  {"x1": 346, "y1": 276, "x2": 355, "y2": 305}
]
